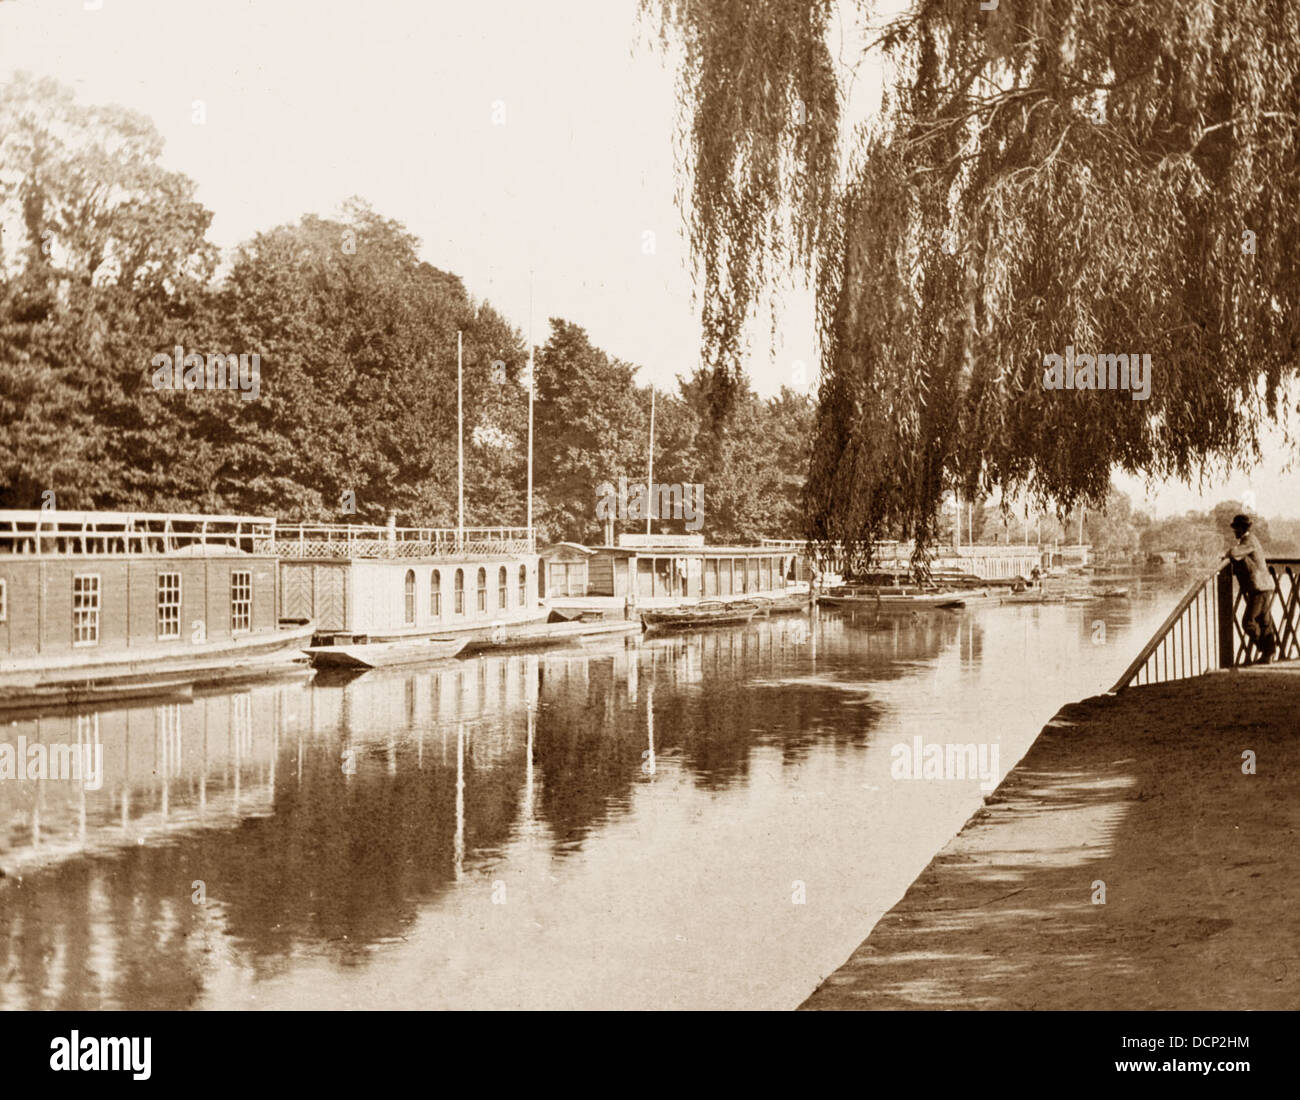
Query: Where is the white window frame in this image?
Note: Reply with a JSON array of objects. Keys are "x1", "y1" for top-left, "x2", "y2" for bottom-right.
[
  {"x1": 73, "y1": 573, "x2": 101, "y2": 646},
  {"x1": 157, "y1": 571, "x2": 182, "y2": 639},
  {"x1": 231, "y1": 570, "x2": 252, "y2": 634}
]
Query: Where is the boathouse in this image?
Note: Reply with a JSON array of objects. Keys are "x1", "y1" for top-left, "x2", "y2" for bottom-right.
[
  {"x1": 272, "y1": 520, "x2": 539, "y2": 638},
  {"x1": 0, "y1": 510, "x2": 279, "y2": 661}
]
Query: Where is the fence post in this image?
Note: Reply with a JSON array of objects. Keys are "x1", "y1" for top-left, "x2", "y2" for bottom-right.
[{"x1": 1217, "y1": 565, "x2": 1235, "y2": 669}]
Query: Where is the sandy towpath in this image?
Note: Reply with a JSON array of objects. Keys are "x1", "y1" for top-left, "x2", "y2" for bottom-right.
[{"x1": 800, "y1": 665, "x2": 1300, "y2": 1010}]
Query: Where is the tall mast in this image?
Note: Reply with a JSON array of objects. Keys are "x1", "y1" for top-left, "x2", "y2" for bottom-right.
[
  {"x1": 527, "y1": 277, "x2": 534, "y2": 546},
  {"x1": 646, "y1": 388, "x2": 656, "y2": 536},
  {"x1": 457, "y1": 330, "x2": 464, "y2": 544}
]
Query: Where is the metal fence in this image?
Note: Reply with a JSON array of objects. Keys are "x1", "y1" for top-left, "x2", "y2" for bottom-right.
[{"x1": 1111, "y1": 558, "x2": 1300, "y2": 691}]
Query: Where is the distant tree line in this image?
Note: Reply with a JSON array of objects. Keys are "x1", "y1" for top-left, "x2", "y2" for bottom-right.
[{"x1": 0, "y1": 74, "x2": 813, "y2": 546}]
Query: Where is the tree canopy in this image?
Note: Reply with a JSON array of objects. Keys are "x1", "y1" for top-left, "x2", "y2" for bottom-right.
[
  {"x1": 642, "y1": 0, "x2": 1300, "y2": 572},
  {"x1": 0, "y1": 73, "x2": 814, "y2": 545}
]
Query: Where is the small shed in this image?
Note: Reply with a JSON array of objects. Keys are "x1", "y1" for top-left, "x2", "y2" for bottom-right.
[{"x1": 539, "y1": 542, "x2": 594, "y2": 598}]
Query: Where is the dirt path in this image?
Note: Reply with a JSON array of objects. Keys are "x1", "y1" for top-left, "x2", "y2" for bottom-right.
[{"x1": 800, "y1": 666, "x2": 1300, "y2": 1010}]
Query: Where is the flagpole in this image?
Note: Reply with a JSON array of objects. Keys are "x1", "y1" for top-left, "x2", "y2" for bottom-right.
[
  {"x1": 457, "y1": 330, "x2": 464, "y2": 545},
  {"x1": 527, "y1": 277, "x2": 534, "y2": 548},
  {"x1": 645, "y1": 388, "x2": 655, "y2": 536}
]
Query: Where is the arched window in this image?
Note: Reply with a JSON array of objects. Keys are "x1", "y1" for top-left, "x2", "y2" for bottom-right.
[
  {"x1": 431, "y1": 570, "x2": 441, "y2": 617},
  {"x1": 404, "y1": 570, "x2": 416, "y2": 625},
  {"x1": 476, "y1": 567, "x2": 487, "y2": 612},
  {"x1": 498, "y1": 565, "x2": 508, "y2": 609},
  {"x1": 518, "y1": 564, "x2": 528, "y2": 607},
  {"x1": 454, "y1": 568, "x2": 465, "y2": 614}
]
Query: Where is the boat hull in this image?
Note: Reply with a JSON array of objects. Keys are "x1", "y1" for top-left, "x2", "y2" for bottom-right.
[
  {"x1": 818, "y1": 593, "x2": 979, "y2": 611},
  {"x1": 0, "y1": 623, "x2": 316, "y2": 712},
  {"x1": 463, "y1": 620, "x2": 640, "y2": 653},
  {"x1": 641, "y1": 607, "x2": 758, "y2": 631},
  {"x1": 305, "y1": 637, "x2": 469, "y2": 669}
]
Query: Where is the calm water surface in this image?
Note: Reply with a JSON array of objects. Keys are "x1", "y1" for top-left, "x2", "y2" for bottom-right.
[{"x1": 0, "y1": 580, "x2": 1183, "y2": 1009}]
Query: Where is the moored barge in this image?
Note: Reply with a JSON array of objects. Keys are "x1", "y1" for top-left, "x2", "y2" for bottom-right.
[{"x1": 0, "y1": 510, "x2": 314, "y2": 710}]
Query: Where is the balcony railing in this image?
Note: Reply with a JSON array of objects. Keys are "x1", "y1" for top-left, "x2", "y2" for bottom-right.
[
  {"x1": 1111, "y1": 558, "x2": 1300, "y2": 691},
  {"x1": 265, "y1": 523, "x2": 535, "y2": 560}
]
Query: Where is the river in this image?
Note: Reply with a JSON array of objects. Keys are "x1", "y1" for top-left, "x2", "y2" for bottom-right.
[{"x1": 0, "y1": 578, "x2": 1184, "y2": 1009}]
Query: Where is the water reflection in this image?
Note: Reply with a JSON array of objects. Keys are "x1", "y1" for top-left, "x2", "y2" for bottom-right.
[{"x1": 0, "y1": 586, "x2": 1179, "y2": 1010}]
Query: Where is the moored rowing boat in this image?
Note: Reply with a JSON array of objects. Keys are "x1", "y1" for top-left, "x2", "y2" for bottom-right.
[
  {"x1": 642, "y1": 601, "x2": 759, "y2": 631},
  {"x1": 305, "y1": 637, "x2": 469, "y2": 670}
]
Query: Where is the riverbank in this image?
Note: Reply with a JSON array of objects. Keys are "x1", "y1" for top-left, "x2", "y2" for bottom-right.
[{"x1": 800, "y1": 665, "x2": 1300, "y2": 1010}]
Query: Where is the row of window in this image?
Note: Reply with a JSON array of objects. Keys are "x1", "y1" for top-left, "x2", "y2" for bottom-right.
[
  {"x1": 403, "y1": 565, "x2": 528, "y2": 626},
  {"x1": 67, "y1": 572, "x2": 252, "y2": 646}
]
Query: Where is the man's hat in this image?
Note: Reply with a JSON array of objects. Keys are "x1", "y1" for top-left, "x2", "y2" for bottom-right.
[{"x1": 1231, "y1": 513, "x2": 1251, "y2": 531}]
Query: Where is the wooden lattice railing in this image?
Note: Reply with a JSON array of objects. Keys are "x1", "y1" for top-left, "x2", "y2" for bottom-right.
[
  {"x1": 1111, "y1": 558, "x2": 1300, "y2": 691},
  {"x1": 264, "y1": 522, "x2": 534, "y2": 560}
]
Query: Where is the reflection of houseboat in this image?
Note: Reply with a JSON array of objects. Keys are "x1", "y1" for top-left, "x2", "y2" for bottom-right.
[{"x1": 0, "y1": 511, "x2": 314, "y2": 711}]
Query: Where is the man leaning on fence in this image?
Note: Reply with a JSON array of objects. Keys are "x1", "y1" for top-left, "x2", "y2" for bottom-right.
[{"x1": 1225, "y1": 513, "x2": 1278, "y2": 663}]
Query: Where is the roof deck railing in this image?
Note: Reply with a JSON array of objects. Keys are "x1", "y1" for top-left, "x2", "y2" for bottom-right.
[
  {"x1": 1111, "y1": 558, "x2": 1300, "y2": 691},
  {"x1": 0, "y1": 510, "x2": 275, "y2": 556},
  {"x1": 0, "y1": 511, "x2": 536, "y2": 559},
  {"x1": 267, "y1": 522, "x2": 535, "y2": 560}
]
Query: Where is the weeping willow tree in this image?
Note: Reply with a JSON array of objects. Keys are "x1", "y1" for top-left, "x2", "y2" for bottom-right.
[{"x1": 642, "y1": 0, "x2": 1300, "y2": 574}]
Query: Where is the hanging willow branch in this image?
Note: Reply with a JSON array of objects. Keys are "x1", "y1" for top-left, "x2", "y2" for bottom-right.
[
  {"x1": 643, "y1": 0, "x2": 1300, "y2": 573},
  {"x1": 640, "y1": 0, "x2": 841, "y2": 420}
]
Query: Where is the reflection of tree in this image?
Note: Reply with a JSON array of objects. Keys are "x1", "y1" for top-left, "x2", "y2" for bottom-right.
[
  {"x1": 0, "y1": 722, "x2": 529, "y2": 1009},
  {"x1": 0, "y1": 614, "x2": 967, "y2": 1009}
]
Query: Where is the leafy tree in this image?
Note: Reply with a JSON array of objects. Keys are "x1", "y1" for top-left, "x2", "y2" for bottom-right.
[
  {"x1": 0, "y1": 73, "x2": 219, "y2": 509},
  {"x1": 533, "y1": 319, "x2": 647, "y2": 542}
]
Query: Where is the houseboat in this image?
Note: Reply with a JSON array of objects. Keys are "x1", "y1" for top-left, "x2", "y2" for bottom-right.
[
  {"x1": 273, "y1": 519, "x2": 545, "y2": 650},
  {"x1": 0, "y1": 510, "x2": 314, "y2": 710},
  {"x1": 542, "y1": 534, "x2": 807, "y2": 611}
]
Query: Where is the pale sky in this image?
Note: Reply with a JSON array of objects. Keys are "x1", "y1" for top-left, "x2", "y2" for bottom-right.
[{"x1": 2, "y1": 0, "x2": 1298, "y2": 516}]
